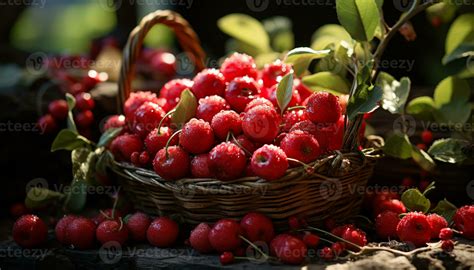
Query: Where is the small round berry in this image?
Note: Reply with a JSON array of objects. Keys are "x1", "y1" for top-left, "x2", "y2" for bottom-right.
[
  {"x1": 124, "y1": 91, "x2": 159, "y2": 120},
  {"x1": 374, "y1": 199, "x2": 407, "y2": 216},
  {"x1": 196, "y1": 95, "x2": 230, "y2": 123},
  {"x1": 421, "y1": 130, "x2": 433, "y2": 144},
  {"x1": 220, "y1": 53, "x2": 258, "y2": 82},
  {"x1": 306, "y1": 92, "x2": 341, "y2": 123},
  {"x1": 209, "y1": 142, "x2": 247, "y2": 181},
  {"x1": 150, "y1": 51, "x2": 176, "y2": 78},
  {"x1": 244, "y1": 97, "x2": 274, "y2": 112},
  {"x1": 75, "y1": 110, "x2": 94, "y2": 128},
  {"x1": 103, "y1": 115, "x2": 127, "y2": 132},
  {"x1": 96, "y1": 219, "x2": 129, "y2": 245},
  {"x1": 126, "y1": 212, "x2": 152, "y2": 242},
  {"x1": 280, "y1": 130, "x2": 321, "y2": 165},
  {"x1": 225, "y1": 76, "x2": 261, "y2": 112},
  {"x1": 159, "y1": 79, "x2": 194, "y2": 111},
  {"x1": 109, "y1": 134, "x2": 143, "y2": 162},
  {"x1": 211, "y1": 110, "x2": 242, "y2": 140},
  {"x1": 75, "y1": 92, "x2": 95, "y2": 111},
  {"x1": 153, "y1": 146, "x2": 190, "y2": 180},
  {"x1": 427, "y1": 214, "x2": 448, "y2": 239},
  {"x1": 38, "y1": 114, "x2": 58, "y2": 134},
  {"x1": 319, "y1": 246, "x2": 334, "y2": 261},
  {"x1": 331, "y1": 242, "x2": 345, "y2": 256},
  {"x1": 240, "y1": 212, "x2": 275, "y2": 244},
  {"x1": 132, "y1": 101, "x2": 166, "y2": 137},
  {"x1": 261, "y1": 60, "x2": 292, "y2": 88},
  {"x1": 146, "y1": 217, "x2": 179, "y2": 247},
  {"x1": 453, "y1": 205, "x2": 474, "y2": 240},
  {"x1": 342, "y1": 227, "x2": 367, "y2": 251},
  {"x1": 242, "y1": 105, "x2": 281, "y2": 144},
  {"x1": 439, "y1": 228, "x2": 454, "y2": 240},
  {"x1": 179, "y1": 118, "x2": 215, "y2": 154},
  {"x1": 55, "y1": 215, "x2": 77, "y2": 245},
  {"x1": 131, "y1": 151, "x2": 141, "y2": 167},
  {"x1": 251, "y1": 145, "x2": 288, "y2": 181},
  {"x1": 191, "y1": 154, "x2": 213, "y2": 178},
  {"x1": 375, "y1": 211, "x2": 400, "y2": 239},
  {"x1": 220, "y1": 252, "x2": 235, "y2": 265},
  {"x1": 232, "y1": 135, "x2": 257, "y2": 156},
  {"x1": 441, "y1": 239, "x2": 454, "y2": 252},
  {"x1": 191, "y1": 69, "x2": 226, "y2": 99},
  {"x1": 208, "y1": 219, "x2": 242, "y2": 252},
  {"x1": 281, "y1": 109, "x2": 308, "y2": 133},
  {"x1": 13, "y1": 215, "x2": 48, "y2": 248},
  {"x1": 190, "y1": 223, "x2": 214, "y2": 254},
  {"x1": 139, "y1": 151, "x2": 150, "y2": 165},
  {"x1": 145, "y1": 127, "x2": 178, "y2": 157},
  {"x1": 417, "y1": 143, "x2": 427, "y2": 151},
  {"x1": 293, "y1": 78, "x2": 312, "y2": 101},
  {"x1": 65, "y1": 217, "x2": 96, "y2": 250},
  {"x1": 48, "y1": 99, "x2": 68, "y2": 120},
  {"x1": 270, "y1": 234, "x2": 307, "y2": 265},
  {"x1": 396, "y1": 212, "x2": 432, "y2": 247},
  {"x1": 302, "y1": 233, "x2": 320, "y2": 248}
]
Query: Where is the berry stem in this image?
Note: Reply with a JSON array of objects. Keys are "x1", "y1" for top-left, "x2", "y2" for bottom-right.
[
  {"x1": 165, "y1": 129, "x2": 182, "y2": 159},
  {"x1": 238, "y1": 235, "x2": 270, "y2": 260},
  {"x1": 230, "y1": 133, "x2": 252, "y2": 156},
  {"x1": 306, "y1": 226, "x2": 363, "y2": 250},
  {"x1": 287, "y1": 105, "x2": 306, "y2": 111},
  {"x1": 157, "y1": 108, "x2": 176, "y2": 133},
  {"x1": 286, "y1": 158, "x2": 311, "y2": 169}
]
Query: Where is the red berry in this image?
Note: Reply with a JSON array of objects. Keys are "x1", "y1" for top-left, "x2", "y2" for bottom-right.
[
  {"x1": 209, "y1": 142, "x2": 247, "y2": 180},
  {"x1": 66, "y1": 217, "x2": 96, "y2": 249},
  {"x1": 401, "y1": 177, "x2": 415, "y2": 188},
  {"x1": 48, "y1": 99, "x2": 68, "y2": 120},
  {"x1": 319, "y1": 246, "x2": 334, "y2": 261},
  {"x1": 103, "y1": 115, "x2": 127, "y2": 132},
  {"x1": 75, "y1": 92, "x2": 95, "y2": 111},
  {"x1": 179, "y1": 118, "x2": 215, "y2": 154},
  {"x1": 191, "y1": 69, "x2": 226, "y2": 99},
  {"x1": 375, "y1": 211, "x2": 400, "y2": 239},
  {"x1": 96, "y1": 219, "x2": 129, "y2": 245},
  {"x1": 396, "y1": 212, "x2": 432, "y2": 247},
  {"x1": 211, "y1": 110, "x2": 242, "y2": 140},
  {"x1": 196, "y1": 95, "x2": 230, "y2": 123},
  {"x1": 417, "y1": 143, "x2": 427, "y2": 151},
  {"x1": 93, "y1": 209, "x2": 123, "y2": 225},
  {"x1": 38, "y1": 114, "x2": 58, "y2": 134},
  {"x1": 109, "y1": 134, "x2": 143, "y2": 162},
  {"x1": 280, "y1": 130, "x2": 321, "y2": 165},
  {"x1": 303, "y1": 233, "x2": 320, "y2": 248},
  {"x1": 244, "y1": 97, "x2": 275, "y2": 112},
  {"x1": 251, "y1": 145, "x2": 288, "y2": 181},
  {"x1": 421, "y1": 130, "x2": 433, "y2": 144},
  {"x1": 261, "y1": 60, "x2": 292, "y2": 88},
  {"x1": 145, "y1": 127, "x2": 178, "y2": 157},
  {"x1": 441, "y1": 239, "x2": 454, "y2": 252},
  {"x1": 374, "y1": 199, "x2": 407, "y2": 216},
  {"x1": 232, "y1": 135, "x2": 257, "y2": 156},
  {"x1": 13, "y1": 215, "x2": 48, "y2": 248},
  {"x1": 75, "y1": 110, "x2": 94, "y2": 128},
  {"x1": 431, "y1": 16, "x2": 442, "y2": 28},
  {"x1": 153, "y1": 146, "x2": 190, "y2": 180},
  {"x1": 331, "y1": 242, "x2": 345, "y2": 256},
  {"x1": 240, "y1": 212, "x2": 275, "y2": 244},
  {"x1": 150, "y1": 51, "x2": 176, "y2": 78},
  {"x1": 314, "y1": 116, "x2": 345, "y2": 152},
  {"x1": 242, "y1": 105, "x2": 281, "y2": 144},
  {"x1": 146, "y1": 217, "x2": 179, "y2": 247},
  {"x1": 159, "y1": 79, "x2": 194, "y2": 111},
  {"x1": 190, "y1": 223, "x2": 214, "y2": 253},
  {"x1": 290, "y1": 120, "x2": 318, "y2": 135},
  {"x1": 55, "y1": 215, "x2": 77, "y2": 245},
  {"x1": 306, "y1": 92, "x2": 341, "y2": 123},
  {"x1": 126, "y1": 212, "x2": 151, "y2": 242},
  {"x1": 427, "y1": 214, "x2": 448, "y2": 239},
  {"x1": 331, "y1": 224, "x2": 355, "y2": 237},
  {"x1": 9, "y1": 203, "x2": 29, "y2": 218},
  {"x1": 208, "y1": 219, "x2": 242, "y2": 252},
  {"x1": 131, "y1": 151, "x2": 141, "y2": 167},
  {"x1": 293, "y1": 78, "x2": 312, "y2": 101},
  {"x1": 342, "y1": 227, "x2": 367, "y2": 251},
  {"x1": 270, "y1": 234, "x2": 307, "y2": 265},
  {"x1": 132, "y1": 101, "x2": 166, "y2": 137},
  {"x1": 281, "y1": 109, "x2": 308, "y2": 133},
  {"x1": 124, "y1": 91, "x2": 159, "y2": 120},
  {"x1": 191, "y1": 154, "x2": 213, "y2": 178},
  {"x1": 225, "y1": 76, "x2": 261, "y2": 112},
  {"x1": 439, "y1": 228, "x2": 454, "y2": 240},
  {"x1": 453, "y1": 205, "x2": 474, "y2": 240},
  {"x1": 219, "y1": 251, "x2": 235, "y2": 265},
  {"x1": 220, "y1": 53, "x2": 258, "y2": 82}
]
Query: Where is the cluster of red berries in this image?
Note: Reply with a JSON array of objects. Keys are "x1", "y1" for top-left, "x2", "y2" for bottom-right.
[{"x1": 105, "y1": 53, "x2": 350, "y2": 181}]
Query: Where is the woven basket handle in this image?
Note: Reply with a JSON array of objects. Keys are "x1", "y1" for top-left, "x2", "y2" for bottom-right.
[{"x1": 117, "y1": 10, "x2": 206, "y2": 113}]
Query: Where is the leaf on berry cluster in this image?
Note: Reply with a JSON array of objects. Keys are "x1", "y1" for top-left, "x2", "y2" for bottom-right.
[
  {"x1": 25, "y1": 188, "x2": 64, "y2": 210},
  {"x1": 377, "y1": 72, "x2": 411, "y2": 114},
  {"x1": 383, "y1": 134, "x2": 413, "y2": 159},
  {"x1": 406, "y1": 96, "x2": 436, "y2": 121},
  {"x1": 442, "y1": 43, "x2": 474, "y2": 65},
  {"x1": 276, "y1": 72, "x2": 294, "y2": 114},
  {"x1": 285, "y1": 47, "x2": 331, "y2": 76},
  {"x1": 431, "y1": 199, "x2": 457, "y2": 223},
  {"x1": 65, "y1": 93, "x2": 77, "y2": 132},
  {"x1": 428, "y1": 138, "x2": 470, "y2": 163},
  {"x1": 302, "y1": 72, "x2": 350, "y2": 95},
  {"x1": 445, "y1": 13, "x2": 474, "y2": 55},
  {"x1": 171, "y1": 89, "x2": 197, "y2": 127},
  {"x1": 64, "y1": 180, "x2": 87, "y2": 213},
  {"x1": 336, "y1": 0, "x2": 381, "y2": 41},
  {"x1": 346, "y1": 84, "x2": 383, "y2": 120},
  {"x1": 98, "y1": 127, "x2": 122, "y2": 147},
  {"x1": 401, "y1": 188, "x2": 431, "y2": 213},
  {"x1": 432, "y1": 76, "x2": 471, "y2": 124},
  {"x1": 218, "y1": 14, "x2": 271, "y2": 53},
  {"x1": 411, "y1": 146, "x2": 436, "y2": 171},
  {"x1": 51, "y1": 129, "x2": 92, "y2": 152}
]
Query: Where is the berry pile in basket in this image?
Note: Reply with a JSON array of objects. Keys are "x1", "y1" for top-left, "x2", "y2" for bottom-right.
[{"x1": 105, "y1": 53, "x2": 353, "y2": 181}]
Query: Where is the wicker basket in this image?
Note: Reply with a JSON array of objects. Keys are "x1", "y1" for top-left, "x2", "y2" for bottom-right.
[{"x1": 110, "y1": 10, "x2": 384, "y2": 227}]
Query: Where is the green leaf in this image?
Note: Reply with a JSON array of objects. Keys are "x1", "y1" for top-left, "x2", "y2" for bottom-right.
[
  {"x1": 346, "y1": 85, "x2": 383, "y2": 120},
  {"x1": 445, "y1": 13, "x2": 474, "y2": 55},
  {"x1": 316, "y1": 42, "x2": 352, "y2": 77},
  {"x1": 434, "y1": 101, "x2": 472, "y2": 124},
  {"x1": 276, "y1": 73, "x2": 294, "y2": 114},
  {"x1": 433, "y1": 76, "x2": 470, "y2": 107},
  {"x1": 428, "y1": 138, "x2": 469, "y2": 163},
  {"x1": 375, "y1": 0, "x2": 383, "y2": 9},
  {"x1": 97, "y1": 127, "x2": 122, "y2": 147},
  {"x1": 431, "y1": 199, "x2": 458, "y2": 223},
  {"x1": 302, "y1": 72, "x2": 350, "y2": 94},
  {"x1": 411, "y1": 146, "x2": 436, "y2": 171},
  {"x1": 442, "y1": 43, "x2": 474, "y2": 65},
  {"x1": 378, "y1": 73, "x2": 411, "y2": 114},
  {"x1": 336, "y1": 0, "x2": 381, "y2": 41},
  {"x1": 218, "y1": 14, "x2": 271, "y2": 53},
  {"x1": 383, "y1": 134, "x2": 413, "y2": 159},
  {"x1": 406, "y1": 96, "x2": 436, "y2": 120},
  {"x1": 64, "y1": 180, "x2": 87, "y2": 213},
  {"x1": 25, "y1": 188, "x2": 64, "y2": 209},
  {"x1": 401, "y1": 188, "x2": 431, "y2": 213},
  {"x1": 285, "y1": 47, "x2": 331, "y2": 76},
  {"x1": 311, "y1": 24, "x2": 352, "y2": 47},
  {"x1": 65, "y1": 93, "x2": 77, "y2": 132},
  {"x1": 51, "y1": 129, "x2": 92, "y2": 152},
  {"x1": 171, "y1": 89, "x2": 198, "y2": 126}
]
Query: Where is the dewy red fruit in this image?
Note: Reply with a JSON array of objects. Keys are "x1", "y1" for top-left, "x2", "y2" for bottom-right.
[
  {"x1": 242, "y1": 105, "x2": 281, "y2": 144},
  {"x1": 281, "y1": 109, "x2": 308, "y2": 133},
  {"x1": 13, "y1": 215, "x2": 48, "y2": 248},
  {"x1": 220, "y1": 52, "x2": 258, "y2": 82},
  {"x1": 427, "y1": 214, "x2": 448, "y2": 239},
  {"x1": 280, "y1": 130, "x2": 321, "y2": 164},
  {"x1": 190, "y1": 223, "x2": 214, "y2": 253},
  {"x1": 319, "y1": 246, "x2": 334, "y2": 261},
  {"x1": 159, "y1": 79, "x2": 193, "y2": 111},
  {"x1": 225, "y1": 76, "x2": 261, "y2": 112},
  {"x1": 211, "y1": 110, "x2": 242, "y2": 140},
  {"x1": 240, "y1": 212, "x2": 275, "y2": 244},
  {"x1": 126, "y1": 212, "x2": 151, "y2": 242},
  {"x1": 233, "y1": 135, "x2": 257, "y2": 156},
  {"x1": 38, "y1": 114, "x2": 58, "y2": 134},
  {"x1": 208, "y1": 219, "x2": 242, "y2": 252},
  {"x1": 375, "y1": 211, "x2": 400, "y2": 239},
  {"x1": 124, "y1": 91, "x2": 159, "y2": 120},
  {"x1": 179, "y1": 118, "x2": 215, "y2": 154},
  {"x1": 421, "y1": 130, "x2": 433, "y2": 144},
  {"x1": 96, "y1": 219, "x2": 129, "y2": 245},
  {"x1": 342, "y1": 227, "x2": 367, "y2": 251},
  {"x1": 251, "y1": 145, "x2": 288, "y2": 181},
  {"x1": 453, "y1": 205, "x2": 474, "y2": 239},
  {"x1": 270, "y1": 234, "x2": 307, "y2": 265},
  {"x1": 244, "y1": 97, "x2": 275, "y2": 112},
  {"x1": 93, "y1": 209, "x2": 123, "y2": 225},
  {"x1": 75, "y1": 92, "x2": 95, "y2": 111},
  {"x1": 374, "y1": 199, "x2": 407, "y2": 216},
  {"x1": 196, "y1": 95, "x2": 230, "y2": 123},
  {"x1": 441, "y1": 239, "x2": 454, "y2": 252},
  {"x1": 261, "y1": 60, "x2": 292, "y2": 88},
  {"x1": 293, "y1": 78, "x2": 312, "y2": 101},
  {"x1": 75, "y1": 110, "x2": 94, "y2": 128},
  {"x1": 153, "y1": 146, "x2": 190, "y2": 180},
  {"x1": 209, "y1": 142, "x2": 246, "y2": 180},
  {"x1": 306, "y1": 92, "x2": 341, "y2": 123},
  {"x1": 66, "y1": 217, "x2": 96, "y2": 250},
  {"x1": 150, "y1": 51, "x2": 176, "y2": 78},
  {"x1": 191, "y1": 154, "x2": 213, "y2": 178},
  {"x1": 145, "y1": 127, "x2": 178, "y2": 156},
  {"x1": 132, "y1": 101, "x2": 166, "y2": 137},
  {"x1": 396, "y1": 212, "x2": 432, "y2": 247},
  {"x1": 219, "y1": 251, "x2": 235, "y2": 265},
  {"x1": 48, "y1": 99, "x2": 68, "y2": 120},
  {"x1": 55, "y1": 215, "x2": 77, "y2": 245},
  {"x1": 109, "y1": 134, "x2": 143, "y2": 162},
  {"x1": 147, "y1": 217, "x2": 179, "y2": 247},
  {"x1": 191, "y1": 69, "x2": 226, "y2": 99},
  {"x1": 439, "y1": 228, "x2": 453, "y2": 240},
  {"x1": 103, "y1": 115, "x2": 126, "y2": 132},
  {"x1": 302, "y1": 233, "x2": 320, "y2": 248}
]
